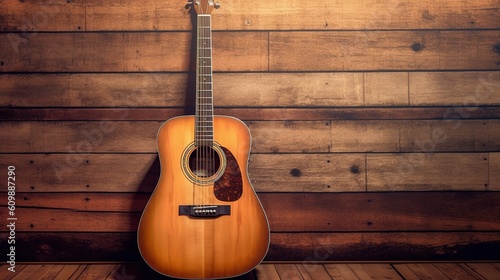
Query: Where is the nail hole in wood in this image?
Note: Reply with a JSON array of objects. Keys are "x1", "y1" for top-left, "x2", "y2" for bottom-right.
[
  {"x1": 411, "y1": 42, "x2": 423, "y2": 52},
  {"x1": 493, "y1": 44, "x2": 500, "y2": 53},
  {"x1": 290, "y1": 168, "x2": 302, "y2": 177}
]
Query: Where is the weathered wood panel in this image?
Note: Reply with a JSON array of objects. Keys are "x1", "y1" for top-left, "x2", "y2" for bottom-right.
[
  {"x1": 0, "y1": 121, "x2": 161, "y2": 153},
  {"x1": 364, "y1": 72, "x2": 409, "y2": 106},
  {"x1": 1, "y1": 232, "x2": 499, "y2": 262},
  {"x1": 1, "y1": 120, "x2": 498, "y2": 153},
  {"x1": 1, "y1": 192, "x2": 498, "y2": 232},
  {"x1": 3, "y1": 107, "x2": 500, "y2": 122},
  {"x1": 0, "y1": 106, "x2": 491, "y2": 122},
  {"x1": 491, "y1": 153, "x2": 500, "y2": 190},
  {"x1": 261, "y1": 192, "x2": 500, "y2": 232},
  {"x1": 367, "y1": 153, "x2": 489, "y2": 191},
  {"x1": 0, "y1": 153, "x2": 496, "y2": 192},
  {"x1": 269, "y1": 232, "x2": 500, "y2": 261},
  {"x1": 0, "y1": 32, "x2": 268, "y2": 72},
  {"x1": 0, "y1": 0, "x2": 85, "y2": 32},
  {"x1": 86, "y1": 0, "x2": 500, "y2": 31},
  {"x1": 2, "y1": 31, "x2": 498, "y2": 72},
  {"x1": 270, "y1": 31, "x2": 500, "y2": 71},
  {"x1": 3, "y1": 0, "x2": 499, "y2": 31},
  {"x1": 410, "y1": 71, "x2": 500, "y2": 106},
  {"x1": 248, "y1": 120, "x2": 499, "y2": 153},
  {"x1": 0, "y1": 154, "x2": 160, "y2": 192},
  {"x1": 250, "y1": 154, "x2": 365, "y2": 192},
  {"x1": 1, "y1": 0, "x2": 499, "y2": 264},
  {"x1": 0, "y1": 73, "x2": 190, "y2": 107},
  {"x1": 2, "y1": 72, "x2": 499, "y2": 107}
]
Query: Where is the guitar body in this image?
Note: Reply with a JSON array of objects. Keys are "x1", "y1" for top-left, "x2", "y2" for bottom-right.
[{"x1": 137, "y1": 115, "x2": 270, "y2": 279}]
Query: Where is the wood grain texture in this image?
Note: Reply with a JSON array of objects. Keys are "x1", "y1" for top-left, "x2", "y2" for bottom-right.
[
  {"x1": 249, "y1": 154, "x2": 366, "y2": 192},
  {"x1": 1, "y1": 232, "x2": 499, "y2": 262},
  {"x1": 268, "y1": 232, "x2": 500, "y2": 261},
  {"x1": 5, "y1": 119, "x2": 496, "y2": 154},
  {"x1": 0, "y1": 154, "x2": 160, "y2": 192},
  {"x1": 0, "y1": 32, "x2": 268, "y2": 72},
  {"x1": 1, "y1": 153, "x2": 496, "y2": 193},
  {"x1": 1, "y1": 192, "x2": 498, "y2": 232},
  {"x1": 490, "y1": 153, "x2": 500, "y2": 190},
  {"x1": 269, "y1": 31, "x2": 500, "y2": 71},
  {"x1": 3, "y1": 0, "x2": 499, "y2": 31},
  {"x1": 410, "y1": 71, "x2": 500, "y2": 106},
  {"x1": 248, "y1": 120, "x2": 499, "y2": 153},
  {"x1": 3, "y1": 107, "x2": 500, "y2": 122},
  {"x1": 0, "y1": 0, "x2": 85, "y2": 32},
  {"x1": 2, "y1": 263, "x2": 498, "y2": 280},
  {"x1": 1, "y1": 72, "x2": 498, "y2": 107},
  {"x1": 1, "y1": 0, "x2": 499, "y2": 264},
  {"x1": 2, "y1": 31, "x2": 498, "y2": 72},
  {"x1": 367, "y1": 153, "x2": 489, "y2": 191},
  {"x1": 260, "y1": 192, "x2": 500, "y2": 232}
]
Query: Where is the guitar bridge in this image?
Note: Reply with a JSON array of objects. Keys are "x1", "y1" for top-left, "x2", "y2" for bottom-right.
[{"x1": 179, "y1": 205, "x2": 231, "y2": 217}]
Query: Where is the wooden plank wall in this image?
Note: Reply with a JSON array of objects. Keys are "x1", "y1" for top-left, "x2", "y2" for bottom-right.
[{"x1": 1, "y1": 0, "x2": 500, "y2": 262}]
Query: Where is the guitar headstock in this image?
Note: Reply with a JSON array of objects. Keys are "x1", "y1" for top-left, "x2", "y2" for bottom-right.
[{"x1": 186, "y1": 0, "x2": 221, "y2": 15}]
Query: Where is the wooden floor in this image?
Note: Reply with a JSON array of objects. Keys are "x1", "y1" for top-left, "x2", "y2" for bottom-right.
[{"x1": 1, "y1": 262, "x2": 499, "y2": 280}]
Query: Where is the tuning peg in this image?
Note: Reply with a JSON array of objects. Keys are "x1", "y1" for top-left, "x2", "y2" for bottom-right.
[
  {"x1": 214, "y1": 2, "x2": 221, "y2": 9},
  {"x1": 185, "y1": 2, "x2": 192, "y2": 9}
]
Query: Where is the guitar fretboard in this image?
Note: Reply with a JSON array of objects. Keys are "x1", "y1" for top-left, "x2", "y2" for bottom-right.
[{"x1": 195, "y1": 14, "x2": 214, "y2": 147}]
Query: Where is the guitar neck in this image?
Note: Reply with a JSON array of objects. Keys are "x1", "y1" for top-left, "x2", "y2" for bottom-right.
[{"x1": 195, "y1": 14, "x2": 214, "y2": 147}]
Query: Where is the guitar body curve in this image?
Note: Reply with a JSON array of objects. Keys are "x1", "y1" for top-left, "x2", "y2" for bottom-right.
[{"x1": 137, "y1": 115, "x2": 270, "y2": 279}]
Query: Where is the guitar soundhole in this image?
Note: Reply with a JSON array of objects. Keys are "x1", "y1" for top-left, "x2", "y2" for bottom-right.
[
  {"x1": 182, "y1": 143, "x2": 226, "y2": 184},
  {"x1": 188, "y1": 146, "x2": 221, "y2": 177}
]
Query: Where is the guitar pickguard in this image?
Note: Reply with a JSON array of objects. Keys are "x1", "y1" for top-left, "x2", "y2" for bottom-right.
[{"x1": 214, "y1": 147, "x2": 243, "y2": 201}]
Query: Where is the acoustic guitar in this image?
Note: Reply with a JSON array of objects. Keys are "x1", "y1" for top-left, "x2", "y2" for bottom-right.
[{"x1": 137, "y1": 1, "x2": 270, "y2": 279}]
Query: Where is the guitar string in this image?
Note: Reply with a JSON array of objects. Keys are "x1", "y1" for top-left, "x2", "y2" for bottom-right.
[
  {"x1": 198, "y1": 12, "x2": 211, "y2": 207},
  {"x1": 195, "y1": 7, "x2": 214, "y2": 207}
]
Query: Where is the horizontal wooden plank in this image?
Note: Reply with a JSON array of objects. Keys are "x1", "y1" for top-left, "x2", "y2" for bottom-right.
[
  {"x1": 0, "y1": 73, "x2": 191, "y2": 107},
  {"x1": 3, "y1": 0, "x2": 499, "y2": 31},
  {"x1": 2, "y1": 31, "x2": 499, "y2": 72},
  {"x1": 410, "y1": 71, "x2": 500, "y2": 106},
  {"x1": 0, "y1": 32, "x2": 268, "y2": 72},
  {"x1": 0, "y1": 154, "x2": 160, "y2": 192},
  {"x1": 248, "y1": 120, "x2": 499, "y2": 153},
  {"x1": 260, "y1": 192, "x2": 500, "y2": 232},
  {"x1": 4, "y1": 153, "x2": 357, "y2": 192},
  {"x1": 1, "y1": 153, "x2": 496, "y2": 193},
  {"x1": 2, "y1": 207, "x2": 141, "y2": 232},
  {"x1": 250, "y1": 154, "x2": 366, "y2": 192},
  {"x1": 1, "y1": 72, "x2": 498, "y2": 107},
  {"x1": 3, "y1": 107, "x2": 500, "y2": 122},
  {"x1": 0, "y1": 121, "x2": 161, "y2": 153},
  {"x1": 1, "y1": 232, "x2": 499, "y2": 262},
  {"x1": 268, "y1": 232, "x2": 500, "y2": 261},
  {"x1": 0, "y1": 0, "x2": 85, "y2": 32},
  {"x1": 3, "y1": 193, "x2": 150, "y2": 212},
  {"x1": 1, "y1": 192, "x2": 499, "y2": 232},
  {"x1": 270, "y1": 31, "x2": 500, "y2": 71},
  {"x1": 491, "y1": 153, "x2": 500, "y2": 190},
  {"x1": 367, "y1": 153, "x2": 489, "y2": 191},
  {"x1": 0, "y1": 120, "x2": 498, "y2": 153}
]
